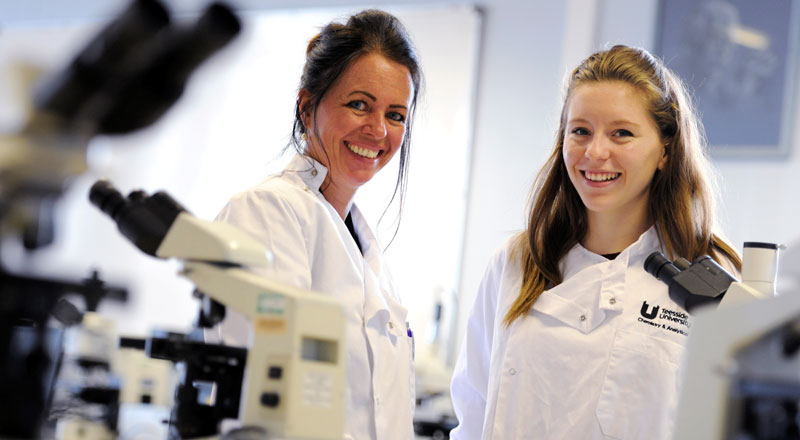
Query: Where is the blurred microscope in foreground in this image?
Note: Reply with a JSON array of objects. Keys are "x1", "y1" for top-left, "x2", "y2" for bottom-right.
[
  {"x1": 645, "y1": 242, "x2": 800, "y2": 439},
  {"x1": 0, "y1": 0, "x2": 347, "y2": 438},
  {"x1": 88, "y1": 180, "x2": 346, "y2": 440}
]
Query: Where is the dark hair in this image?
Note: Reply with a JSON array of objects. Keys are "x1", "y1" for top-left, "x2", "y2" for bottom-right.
[{"x1": 290, "y1": 9, "x2": 422, "y2": 238}]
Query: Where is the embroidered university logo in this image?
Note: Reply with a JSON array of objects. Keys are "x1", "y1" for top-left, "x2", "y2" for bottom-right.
[
  {"x1": 640, "y1": 301, "x2": 659, "y2": 319},
  {"x1": 637, "y1": 300, "x2": 691, "y2": 336}
]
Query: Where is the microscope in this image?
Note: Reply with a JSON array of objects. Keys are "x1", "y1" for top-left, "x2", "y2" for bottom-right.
[
  {"x1": 644, "y1": 242, "x2": 800, "y2": 439},
  {"x1": 0, "y1": 0, "x2": 244, "y2": 437},
  {"x1": 644, "y1": 242, "x2": 778, "y2": 313},
  {"x1": 89, "y1": 180, "x2": 347, "y2": 440}
]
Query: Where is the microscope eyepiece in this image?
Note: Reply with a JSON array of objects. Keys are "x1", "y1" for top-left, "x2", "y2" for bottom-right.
[
  {"x1": 34, "y1": 0, "x2": 171, "y2": 123},
  {"x1": 644, "y1": 251, "x2": 738, "y2": 312},
  {"x1": 89, "y1": 179, "x2": 186, "y2": 257},
  {"x1": 98, "y1": 2, "x2": 242, "y2": 134},
  {"x1": 89, "y1": 179, "x2": 129, "y2": 221},
  {"x1": 644, "y1": 251, "x2": 681, "y2": 283}
]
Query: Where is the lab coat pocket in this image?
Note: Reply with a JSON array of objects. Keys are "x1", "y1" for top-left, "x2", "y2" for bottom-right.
[{"x1": 596, "y1": 329, "x2": 684, "y2": 440}]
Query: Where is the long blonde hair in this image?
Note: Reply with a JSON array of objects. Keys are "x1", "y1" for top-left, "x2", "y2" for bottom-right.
[{"x1": 504, "y1": 45, "x2": 741, "y2": 327}]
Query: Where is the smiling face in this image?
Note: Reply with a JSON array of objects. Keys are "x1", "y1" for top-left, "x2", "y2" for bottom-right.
[
  {"x1": 301, "y1": 52, "x2": 413, "y2": 199},
  {"x1": 562, "y1": 80, "x2": 668, "y2": 225}
]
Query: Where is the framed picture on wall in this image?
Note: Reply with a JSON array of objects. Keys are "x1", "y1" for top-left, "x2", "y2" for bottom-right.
[{"x1": 656, "y1": 0, "x2": 800, "y2": 159}]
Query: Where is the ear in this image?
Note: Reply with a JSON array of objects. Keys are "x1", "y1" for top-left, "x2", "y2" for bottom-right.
[
  {"x1": 657, "y1": 141, "x2": 669, "y2": 171},
  {"x1": 298, "y1": 89, "x2": 313, "y2": 129}
]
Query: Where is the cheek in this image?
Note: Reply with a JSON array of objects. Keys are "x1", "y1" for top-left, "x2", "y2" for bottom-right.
[
  {"x1": 388, "y1": 126, "x2": 407, "y2": 151},
  {"x1": 562, "y1": 144, "x2": 582, "y2": 169}
]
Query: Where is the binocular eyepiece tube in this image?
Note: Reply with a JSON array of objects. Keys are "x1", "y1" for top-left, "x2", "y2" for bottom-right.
[
  {"x1": 89, "y1": 179, "x2": 186, "y2": 256},
  {"x1": 644, "y1": 251, "x2": 738, "y2": 313},
  {"x1": 644, "y1": 252, "x2": 681, "y2": 284}
]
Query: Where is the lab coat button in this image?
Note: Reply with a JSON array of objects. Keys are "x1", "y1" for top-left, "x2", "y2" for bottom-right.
[
  {"x1": 508, "y1": 368, "x2": 516, "y2": 375},
  {"x1": 387, "y1": 321, "x2": 394, "y2": 330},
  {"x1": 609, "y1": 298, "x2": 616, "y2": 305},
  {"x1": 311, "y1": 169, "x2": 318, "y2": 176},
  {"x1": 579, "y1": 314, "x2": 586, "y2": 322}
]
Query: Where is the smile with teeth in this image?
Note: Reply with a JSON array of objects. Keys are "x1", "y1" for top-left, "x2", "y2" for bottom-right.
[
  {"x1": 583, "y1": 171, "x2": 621, "y2": 182},
  {"x1": 346, "y1": 142, "x2": 379, "y2": 159}
]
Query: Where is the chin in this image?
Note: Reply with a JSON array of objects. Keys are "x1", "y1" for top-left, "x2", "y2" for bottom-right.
[{"x1": 349, "y1": 171, "x2": 379, "y2": 184}]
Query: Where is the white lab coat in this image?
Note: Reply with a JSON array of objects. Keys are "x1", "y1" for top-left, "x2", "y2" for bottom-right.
[
  {"x1": 212, "y1": 154, "x2": 415, "y2": 440},
  {"x1": 451, "y1": 227, "x2": 699, "y2": 440}
]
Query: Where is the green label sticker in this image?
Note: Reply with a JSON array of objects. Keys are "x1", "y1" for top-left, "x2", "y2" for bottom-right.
[{"x1": 257, "y1": 292, "x2": 286, "y2": 315}]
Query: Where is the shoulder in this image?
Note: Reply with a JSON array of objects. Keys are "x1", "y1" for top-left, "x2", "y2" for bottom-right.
[
  {"x1": 232, "y1": 174, "x2": 304, "y2": 202},
  {"x1": 216, "y1": 177, "x2": 325, "y2": 235},
  {"x1": 223, "y1": 174, "x2": 321, "y2": 216},
  {"x1": 492, "y1": 233, "x2": 523, "y2": 269},
  {"x1": 479, "y1": 234, "x2": 525, "y2": 299}
]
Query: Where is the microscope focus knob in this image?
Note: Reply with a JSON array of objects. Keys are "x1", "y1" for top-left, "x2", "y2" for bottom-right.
[{"x1": 260, "y1": 392, "x2": 280, "y2": 408}]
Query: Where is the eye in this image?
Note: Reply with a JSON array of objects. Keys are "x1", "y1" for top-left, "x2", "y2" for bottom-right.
[
  {"x1": 570, "y1": 127, "x2": 590, "y2": 136},
  {"x1": 387, "y1": 111, "x2": 406, "y2": 123},
  {"x1": 347, "y1": 100, "x2": 367, "y2": 111},
  {"x1": 614, "y1": 129, "x2": 634, "y2": 137}
]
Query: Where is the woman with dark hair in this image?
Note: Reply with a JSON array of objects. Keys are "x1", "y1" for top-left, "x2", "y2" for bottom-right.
[
  {"x1": 212, "y1": 9, "x2": 422, "y2": 439},
  {"x1": 449, "y1": 45, "x2": 740, "y2": 439}
]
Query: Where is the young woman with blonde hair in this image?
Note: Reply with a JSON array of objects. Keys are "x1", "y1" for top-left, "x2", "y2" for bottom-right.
[{"x1": 450, "y1": 45, "x2": 740, "y2": 439}]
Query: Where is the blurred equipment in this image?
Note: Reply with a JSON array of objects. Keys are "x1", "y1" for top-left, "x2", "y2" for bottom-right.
[
  {"x1": 0, "y1": 0, "x2": 241, "y2": 437},
  {"x1": 89, "y1": 180, "x2": 347, "y2": 439},
  {"x1": 413, "y1": 295, "x2": 457, "y2": 439},
  {"x1": 645, "y1": 243, "x2": 800, "y2": 439},
  {"x1": 51, "y1": 310, "x2": 122, "y2": 440}
]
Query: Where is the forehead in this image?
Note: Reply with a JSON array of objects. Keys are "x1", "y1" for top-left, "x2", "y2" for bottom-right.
[
  {"x1": 329, "y1": 52, "x2": 413, "y2": 102},
  {"x1": 567, "y1": 81, "x2": 651, "y2": 121}
]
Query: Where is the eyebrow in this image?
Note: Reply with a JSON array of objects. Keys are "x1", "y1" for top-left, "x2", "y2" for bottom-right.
[
  {"x1": 609, "y1": 119, "x2": 642, "y2": 128},
  {"x1": 567, "y1": 117, "x2": 642, "y2": 128},
  {"x1": 348, "y1": 90, "x2": 408, "y2": 110}
]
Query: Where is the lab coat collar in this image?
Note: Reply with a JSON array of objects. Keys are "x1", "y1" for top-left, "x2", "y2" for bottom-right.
[
  {"x1": 284, "y1": 153, "x2": 387, "y2": 271},
  {"x1": 349, "y1": 205, "x2": 375, "y2": 256},
  {"x1": 617, "y1": 225, "x2": 661, "y2": 263},
  {"x1": 284, "y1": 154, "x2": 383, "y2": 263},
  {"x1": 571, "y1": 226, "x2": 660, "y2": 267},
  {"x1": 284, "y1": 153, "x2": 328, "y2": 193},
  {"x1": 537, "y1": 226, "x2": 661, "y2": 334}
]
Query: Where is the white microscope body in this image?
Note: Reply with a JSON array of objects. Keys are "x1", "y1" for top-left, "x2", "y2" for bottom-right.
[
  {"x1": 89, "y1": 181, "x2": 347, "y2": 440},
  {"x1": 671, "y1": 242, "x2": 792, "y2": 439},
  {"x1": 160, "y1": 214, "x2": 347, "y2": 439}
]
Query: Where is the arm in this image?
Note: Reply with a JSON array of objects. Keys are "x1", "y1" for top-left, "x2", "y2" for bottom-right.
[{"x1": 449, "y1": 248, "x2": 505, "y2": 439}]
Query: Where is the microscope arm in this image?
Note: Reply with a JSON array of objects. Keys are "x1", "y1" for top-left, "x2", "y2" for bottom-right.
[
  {"x1": 717, "y1": 281, "x2": 768, "y2": 309},
  {"x1": 179, "y1": 261, "x2": 346, "y2": 437},
  {"x1": 156, "y1": 212, "x2": 272, "y2": 267},
  {"x1": 673, "y1": 289, "x2": 800, "y2": 439}
]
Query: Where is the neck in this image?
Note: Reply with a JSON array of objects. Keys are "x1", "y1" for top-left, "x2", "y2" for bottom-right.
[
  {"x1": 320, "y1": 176, "x2": 355, "y2": 220},
  {"x1": 583, "y1": 206, "x2": 652, "y2": 255}
]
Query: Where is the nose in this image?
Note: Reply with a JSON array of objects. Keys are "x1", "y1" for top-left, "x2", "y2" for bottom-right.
[
  {"x1": 585, "y1": 135, "x2": 611, "y2": 161},
  {"x1": 363, "y1": 112, "x2": 387, "y2": 139}
]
